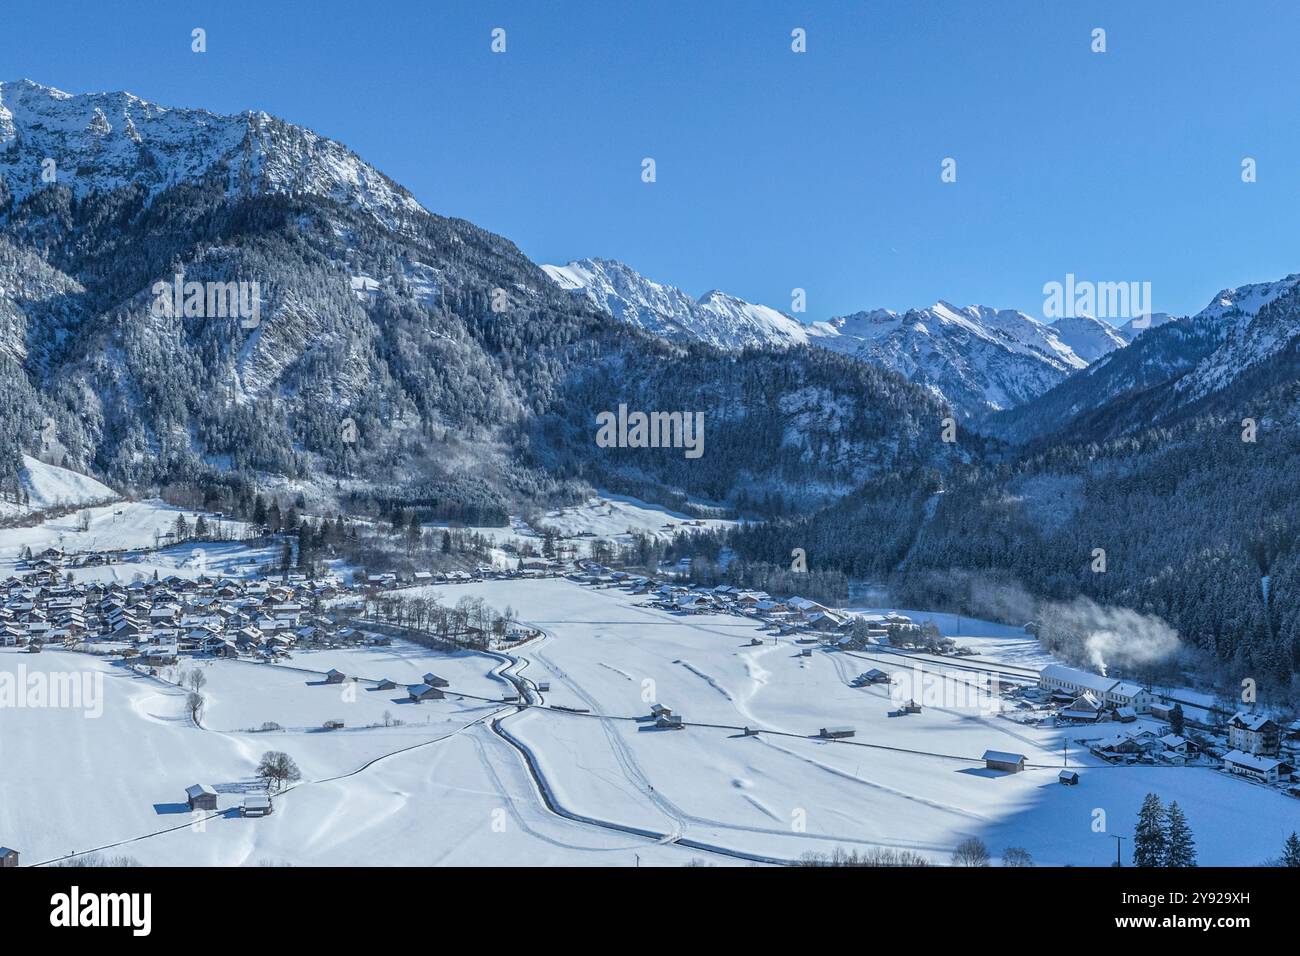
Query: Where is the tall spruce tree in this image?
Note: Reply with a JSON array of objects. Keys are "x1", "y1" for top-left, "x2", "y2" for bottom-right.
[
  {"x1": 1133, "y1": 793, "x2": 1167, "y2": 867},
  {"x1": 1282, "y1": 832, "x2": 1300, "y2": 867},
  {"x1": 1163, "y1": 802, "x2": 1197, "y2": 867},
  {"x1": 1169, "y1": 703, "x2": 1185, "y2": 736}
]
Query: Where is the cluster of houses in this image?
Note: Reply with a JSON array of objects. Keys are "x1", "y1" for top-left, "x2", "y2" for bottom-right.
[
  {"x1": 0, "y1": 564, "x2": 369, "y2": 664},
  {"x1": 633, "y1": 578, "x2": 921, "y2": 641},
  {"x1": 1039, "y1": 664, "x2": 1298, "y2": 788},
  {"x1": 1080, "y1": 710, "x2": 1296, "y2": 786},
  {"x1": 1038, "y1": 663, "x2": 1155, "y2": 722},
  {"x1": 1222, "y1": 713, "x2": 1297, "y2": 785},
  {"x1": 1086, "y1": 728, "x2": 1205, "y2": 766}
]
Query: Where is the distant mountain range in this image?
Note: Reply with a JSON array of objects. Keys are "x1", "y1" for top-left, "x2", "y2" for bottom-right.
[{"x1": 543, "y1": 256, "x2": 1153, "y2": 416}]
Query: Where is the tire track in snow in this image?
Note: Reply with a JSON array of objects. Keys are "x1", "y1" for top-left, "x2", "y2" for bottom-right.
[{"x1": 756, "y1": 736, "x2": 992, "y2": 824}]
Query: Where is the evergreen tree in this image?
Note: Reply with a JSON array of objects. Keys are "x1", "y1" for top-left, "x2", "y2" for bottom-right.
[
  {"x1": 298, "y1": 523, "x2": 314, "y2": 569},
  {"x1": 1133, "y1": 793, "x2": 1166, "y2": 867},
  {"x1": 1163, "y1": 802, "x2": 1196, "y2": 867},
  {"x1": 1281, "y1": 832, "x2": 1300, "y2": 867},
  {"x1": 1169, "y1": 703, "x2": 1185, "y2": 736}
]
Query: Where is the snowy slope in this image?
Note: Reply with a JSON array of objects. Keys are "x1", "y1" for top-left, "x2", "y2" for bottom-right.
[
  {"x1": 0, "y1": 455, "x2": 118, "y2": 518},
  {"x1": 1117, "y1": 312, "x2": 1177, "y2": 340},
  {"x1": 0, "y1": 79, "x2": 425, "y2": 227},
  {"x1": 1048, "y1": 313, "x2": 1129, "y2": 362}
]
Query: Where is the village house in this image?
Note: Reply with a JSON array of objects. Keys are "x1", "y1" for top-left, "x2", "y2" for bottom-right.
[
  {"x1": 1228, "y1": 713, "x2": 1280, "y2": 757},
  {"x1": 1038, "y1": 664, "x2": 1154, "y2": 714},
  {"x1": 1058, "y1": 691, "x2": 1106, "y2": 723},
  {"x1": 1222, "y1": 750, "x2": 1292, "y2": 784}
]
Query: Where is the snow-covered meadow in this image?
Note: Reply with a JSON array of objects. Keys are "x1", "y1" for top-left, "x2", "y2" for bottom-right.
[{"x1": 4, "y1": 578, "x2": 1294, "y2": 867}]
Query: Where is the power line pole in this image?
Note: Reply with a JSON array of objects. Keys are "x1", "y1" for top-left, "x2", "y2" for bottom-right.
[{"x1": 1112, "y1": 835, "x2": 1125, "y2": 867}]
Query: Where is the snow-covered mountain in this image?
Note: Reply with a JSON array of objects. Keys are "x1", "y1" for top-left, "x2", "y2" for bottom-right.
[
  {"x1": 0, "y1": 82, "x2": 959, "y2": 507},
  {"x1": 543, "y1": 258, "x2": 1099, "y2": 415},
  {"x1": 1174, "y1": 274, "x2": 1300, "y2": 403},
  {"x1": 808, "y1": 302, "x2": 1087, "y2": 415},
  {"x1": 1048, "y1": 313, "x2": 1129, "y2": 362},
  {"x1": 1118, "y1": 312, "x2": 1177, "y2": 340},
  {"x1": 987, "y1": 274, "x2": 1300, "y2": 444},
  {"x1": 0, "y1": 79, "x2": 424, "y2": 227},
  {"x1": 542, "y1": 258, "x2": 811, "y2": 349}
]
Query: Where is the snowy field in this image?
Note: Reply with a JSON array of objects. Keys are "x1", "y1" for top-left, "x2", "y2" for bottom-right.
[
  {"x1": 0, "y1": 497, "x2": 253, "y2": 573},
  {"x1": 3, "y1": 579, "x2": 1295, "y2": 867},
  {"x1": 0, "y1": 647, "x2": 715, "y2": 867},
  {"x1": 429, "y1": 492, "x2": 737, "y2": 567}
]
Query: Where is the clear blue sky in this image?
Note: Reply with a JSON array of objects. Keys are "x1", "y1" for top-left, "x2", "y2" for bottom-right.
[{"x1": 3, "y1": 0, "x2": 1299, "y2": 321}]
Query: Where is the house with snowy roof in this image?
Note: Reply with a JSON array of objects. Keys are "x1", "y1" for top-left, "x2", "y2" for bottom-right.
[
  {"x1": 1038, "y1": 663, "x2": 1154, "y2": 714},
  {"x1": 1228, "y1": 713, "x2": 1280, "y2": 757},
  {"x1": 1222, "y1": 749, "x2": 1292, "y2": 784}
]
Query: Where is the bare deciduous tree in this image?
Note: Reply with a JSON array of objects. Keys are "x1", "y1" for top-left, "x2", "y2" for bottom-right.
[
  {"x1": 1001, "y1": 846, "x2": 1034, "y2": 867},
  {"x1": 952, "y1": 837, "x2": 990, "y2": 867},
  {"x1": 255, "y1": 750, "x2": 301, "y2": 793}
]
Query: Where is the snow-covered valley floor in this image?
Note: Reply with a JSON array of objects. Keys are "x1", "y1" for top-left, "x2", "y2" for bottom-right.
[{"x1": 2, "y1": 579, "x2": 1294, "y2": 866}]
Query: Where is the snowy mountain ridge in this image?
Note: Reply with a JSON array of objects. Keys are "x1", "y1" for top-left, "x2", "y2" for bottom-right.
[
  {"x1": 545, "y1": 257, "x2": 1109, "y2": 415},
  {"x1": 0, "y1": 79, "x2": 425, "y2": 227},
  {"x1": 542, "y1": 258, "x2": 812, "y2": 350}
]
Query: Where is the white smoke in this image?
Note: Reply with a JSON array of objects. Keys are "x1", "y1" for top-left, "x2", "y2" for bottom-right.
[
  {"x1": 1046, "y1": 594, "x2": 1180, "y2": 675},
  {"x1": 963, "y1": 576, "x2": 1181, "y2": 674}
]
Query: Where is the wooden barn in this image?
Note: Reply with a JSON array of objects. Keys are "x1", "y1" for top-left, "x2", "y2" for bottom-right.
[
  {"x1": 241, "y1": 795, "x2": 273, "y2": 817},
  {"x1": 983, "y1": 750, "x2": 1027, "y2": 773},
  {"x1": 1058, "y1": 770, "x2": 1080, "y2": 785},
  {"x1": 185, "y1": 783, "x2": 219, "y2": 811},
  {"x1": 0, "y1": 846, "x2": 18, "y2": 868},
  {"x1": 408, "y1": 683, "x2": 444, "y2": 702},
  {"x1": 820, "y1": 726, "x2": 855, "y2": 739}
]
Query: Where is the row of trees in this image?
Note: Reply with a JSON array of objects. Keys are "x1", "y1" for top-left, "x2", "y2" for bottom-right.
[{"x1": 365, "y1": 593, "x2": 516, "y2": 649}]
